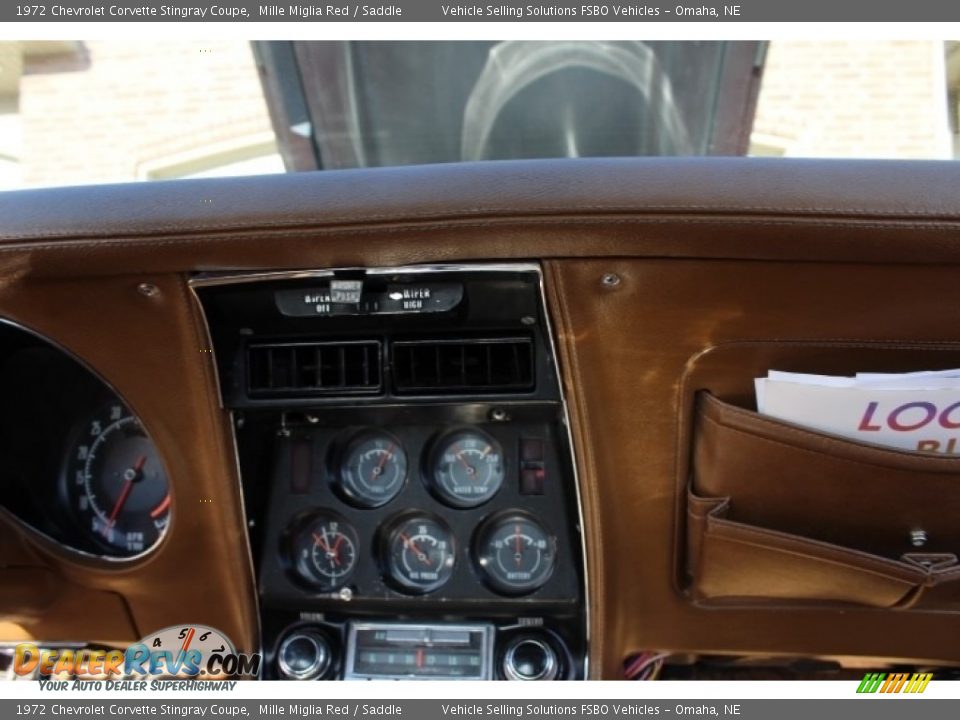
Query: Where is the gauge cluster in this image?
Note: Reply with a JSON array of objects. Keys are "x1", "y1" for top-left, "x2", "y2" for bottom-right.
[
  {"x1": 0, "y1": 321, "x2": 171, "y2": 560},
  {"x1": 195, "y1": 265, "x2": 586, "y2": 680},
  {"x1": 258, "y1": 414, "x2": 579, "y2": 606}
]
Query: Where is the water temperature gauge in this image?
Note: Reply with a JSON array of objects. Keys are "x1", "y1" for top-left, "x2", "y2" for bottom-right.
[
  {"x1": 427, "y1": 429, "x2": 505, "y2": 508},
  {"x1": 288, "y1": 512, "x2": 360, "y2": 591}
]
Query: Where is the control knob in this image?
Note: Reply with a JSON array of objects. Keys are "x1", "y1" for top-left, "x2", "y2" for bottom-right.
[
  {"x1": 501, "y1": 635, "x2": 560, "y2": 681},
  {"x1": 276, "y1": 629, "x2": 333, "y2": 680}
]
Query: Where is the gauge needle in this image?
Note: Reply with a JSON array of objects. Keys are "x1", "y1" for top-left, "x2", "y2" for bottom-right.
[
  {"x1": 106, "y1": 456, "x2": 146, "y2": 527},
  {"x1": 371, "y1": 445, "x2": 394, "y2": 482},
  {"x1": 401, "y1": 533, "x2": 431, "y2": 566},
  {"x1": 313, "y1": 532, "x2": 341, "y2": 566},
  {"x1": 514, "y1": 524, "x2": 522, "y2": 567},
  {"x1": 456, "y1": 452, "x2": 475, "y2": 477}
]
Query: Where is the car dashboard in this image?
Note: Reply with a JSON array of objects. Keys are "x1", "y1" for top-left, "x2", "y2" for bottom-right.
[{"x1": 1, "y1": 157, "x2": 960, "y2": 680}]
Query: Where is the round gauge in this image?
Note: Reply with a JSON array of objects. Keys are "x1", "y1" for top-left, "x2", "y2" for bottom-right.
[
  {"x1": 291, "y1": 512, "x2": 360, "y2": 590},
  {"x1": 63, "y1": 403, "x2": 170, "y2": 556},
  {"x1": 427, "y1": 429, "x2": 505, "y2": 508},
  {"x1": 474, "y1": 513, "x2": 557, "y2": 595},
  {"x1": 381, "y1": 513, "x2": 456, "y2": 594},
  {"x1": 335, "y1": 430, "x2": 407, "y2": 508},
  {"x1": 289, "y1": 512, "x2": 360, "y2": 591}
]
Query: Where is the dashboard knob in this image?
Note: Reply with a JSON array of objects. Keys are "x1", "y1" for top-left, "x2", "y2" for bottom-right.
[
  {"x1": 501, "y1": 636, "x2": 560, "y2": 681},
  {"x1": 277, "y1": 630, "x2": 332, "y2": 680}
]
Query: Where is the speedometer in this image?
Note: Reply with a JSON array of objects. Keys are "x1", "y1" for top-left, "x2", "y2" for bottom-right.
[{"x1": 63, "y1": 403, "x2": 171, "y2": 556}]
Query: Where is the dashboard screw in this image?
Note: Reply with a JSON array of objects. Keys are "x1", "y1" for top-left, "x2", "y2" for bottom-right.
[
  {"x1": 910, "y1": 529, "x2": 928, "y2": 547},
  {"x1": 521, "y1": 316, "x2": 536, "y2": 326},
  {"x1": 339, "y1": 587, "x2": 353, "y2": 601},
  {"x1": 601, "y1": 273, "x2": 621, "y2": 288},
  {"x1": 490, "y1": 408, "x2": 510, "y2": 422},
  {"x1": 137, "y1": 282, "x2": 160, "y2": 297}
]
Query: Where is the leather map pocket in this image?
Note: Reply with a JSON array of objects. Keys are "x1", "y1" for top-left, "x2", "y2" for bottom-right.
[{"x1": 686, "y1": 393, "x2": 960, "y2": 609}]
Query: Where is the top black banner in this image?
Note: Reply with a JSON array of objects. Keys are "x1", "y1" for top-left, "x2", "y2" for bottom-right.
[{"x1": 6, "y1": 0, "x2": 960, "y2": 21}]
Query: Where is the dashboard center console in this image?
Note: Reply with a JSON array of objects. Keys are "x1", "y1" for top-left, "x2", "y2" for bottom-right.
[{"x1": 193, "y1": 264, "x2": 587, "y2": 680}]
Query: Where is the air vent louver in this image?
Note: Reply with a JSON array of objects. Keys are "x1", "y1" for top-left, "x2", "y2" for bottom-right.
[
  {"x1": 247, "y1": 340, "x2": 382, "y2": 397},
  {"x1": 392, "y1": 337, "x2": 534, "y2": 395}
]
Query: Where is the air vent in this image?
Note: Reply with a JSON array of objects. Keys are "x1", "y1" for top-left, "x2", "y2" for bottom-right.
[
  {"x1": 247, "y1": 341, "x2": 382, "y2": 397},
  {"x1": 392, "y1": 337, "x2": 535, "y2": 395}
]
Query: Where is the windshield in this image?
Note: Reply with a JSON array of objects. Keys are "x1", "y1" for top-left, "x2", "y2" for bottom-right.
[{"x1": 1, "y1": 39, "x2": 958, "y2": 190}]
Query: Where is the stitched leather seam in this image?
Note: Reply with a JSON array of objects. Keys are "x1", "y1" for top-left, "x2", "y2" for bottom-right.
[
  {"x1": 2, "y1": 202, "x2": 960, "y2": 239},
  {"x1": 706, "y1": 522, "x2": 924, "y2": 583},
  {"x1": 5, "y1": 215, "x2": 960, "y2": 246}
]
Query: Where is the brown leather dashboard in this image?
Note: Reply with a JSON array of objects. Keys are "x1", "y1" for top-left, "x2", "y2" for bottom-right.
[{"x1": 2, "y1": 157, "x2": 960, "y2": 677}]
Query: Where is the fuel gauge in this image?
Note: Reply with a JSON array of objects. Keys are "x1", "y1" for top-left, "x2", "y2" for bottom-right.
[{"x1": 334, "y1": 430, "x2": 407, "y2": 508}]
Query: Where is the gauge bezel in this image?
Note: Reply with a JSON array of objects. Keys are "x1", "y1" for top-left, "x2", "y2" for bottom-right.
[
  {"x1": 472, "y1": 510, "x2": 557, "y2": 596},
  {"x1": 285, "y1": 510, "x2": 361, "y2": 592},
  {"x1": 330, "y1": 429, "x2": 408, "y2": 508},
  {"x1": 424, "y1": 427, "x2": 506, "y2": 509},
  {"x1": 379, "y1": 511, "x2": 457, "y2": 594}
]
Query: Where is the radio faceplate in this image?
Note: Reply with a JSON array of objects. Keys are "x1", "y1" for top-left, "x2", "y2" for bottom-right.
[{"x1": 344, "y1": 622, "x2": 494, "y2": 680}]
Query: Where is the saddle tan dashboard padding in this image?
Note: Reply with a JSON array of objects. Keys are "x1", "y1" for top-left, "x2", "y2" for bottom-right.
[{"x1": 2, "y1": 158, "x2": 960, "y2": 675}]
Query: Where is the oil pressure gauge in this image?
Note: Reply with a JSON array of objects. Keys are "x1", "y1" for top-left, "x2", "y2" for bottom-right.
[{"x1": 381, "y1": 513, "x2": 456, "y2": 594}]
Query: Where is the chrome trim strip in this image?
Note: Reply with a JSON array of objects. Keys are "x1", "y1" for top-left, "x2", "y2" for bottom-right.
[
  {"x1": 188, "y1": 262, "x2": 543, "y2": 289},
  {"x1": 535, "y1": 265, "x2": 592, "y2": 680},
  {"x1": 184, "y1": 282, "x2": 263, "y2": 662}
]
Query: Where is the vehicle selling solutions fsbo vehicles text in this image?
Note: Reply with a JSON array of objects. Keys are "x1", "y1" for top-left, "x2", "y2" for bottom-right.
[{"x1": 439, "y1": 5, "x2": 739, "y2": 17}]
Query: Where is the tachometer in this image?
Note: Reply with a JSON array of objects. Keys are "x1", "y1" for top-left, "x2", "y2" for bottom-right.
[{"x1": 63, "y1": 403, "x2": 170, "y2": 556}]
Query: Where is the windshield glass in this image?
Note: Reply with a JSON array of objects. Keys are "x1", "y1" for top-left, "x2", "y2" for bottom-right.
[{"x1": 1, "y1": 39, "x2": 958, "y2": 190}]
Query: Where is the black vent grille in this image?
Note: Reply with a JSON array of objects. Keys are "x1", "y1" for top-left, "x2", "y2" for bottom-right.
[
  {"x1": 392, "y1": 337, "x2": 535, "y2": 395},
  {"x1": 247, "y1": 341, "x2": 382, "y2": 397}
]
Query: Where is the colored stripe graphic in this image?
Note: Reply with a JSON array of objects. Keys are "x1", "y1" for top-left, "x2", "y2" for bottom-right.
[
  {"x1": 857, "y1": 672, "x2": 932, "y2": 694},
  {"x1": 905, "y1": 673, "x2": 933, "y2": 694},
  {"x1": 857, "y1": 672, "x2": 885, "y2": 693}
]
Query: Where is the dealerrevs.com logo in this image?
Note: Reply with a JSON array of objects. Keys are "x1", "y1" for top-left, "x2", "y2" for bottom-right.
[
  {"x1": 14, "y1": 625, "x2": 261, "y2": 686},
  {"x1": 857, "y1": 672, "x2": 933, "y2": 694}
]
